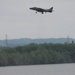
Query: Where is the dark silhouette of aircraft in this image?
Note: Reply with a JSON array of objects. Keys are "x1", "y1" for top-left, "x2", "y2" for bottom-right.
[{"x1": 29, "y1": 7, "x2": 53, "y2": 14}]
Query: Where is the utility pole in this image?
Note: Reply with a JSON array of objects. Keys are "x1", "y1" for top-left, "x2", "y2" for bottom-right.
[
  {"x1": 67, "y1": 35, "x2": 69, "y2": 44},
  {"x1": 5, "y1": 34, "x2": 8, "y2": 47}
]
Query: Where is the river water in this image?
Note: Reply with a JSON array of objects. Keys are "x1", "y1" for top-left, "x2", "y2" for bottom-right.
[{"x1": 0, "y1": 63, "x2": 75, "y2": 75}]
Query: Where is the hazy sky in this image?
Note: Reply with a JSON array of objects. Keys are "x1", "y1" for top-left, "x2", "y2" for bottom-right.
[{"x1": 0, "y1": 0, "x2": 75, "y2": 39}]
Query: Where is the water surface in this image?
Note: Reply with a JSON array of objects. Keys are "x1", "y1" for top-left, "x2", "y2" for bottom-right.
[{"x1": 0, "y1": 63, "x2": 75, "y2": 75}]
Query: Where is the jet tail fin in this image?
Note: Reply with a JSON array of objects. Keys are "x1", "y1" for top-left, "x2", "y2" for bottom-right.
[{"x1": 49, "y1": 7, "x2": 53, "y2": 13}]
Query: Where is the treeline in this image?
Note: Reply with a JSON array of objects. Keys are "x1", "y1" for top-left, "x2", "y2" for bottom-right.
[{"x1": 0, "y1": 43, "x2": 75, "y2": 66}]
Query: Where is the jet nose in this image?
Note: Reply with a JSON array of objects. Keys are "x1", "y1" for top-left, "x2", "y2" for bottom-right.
[
  {"x1": 29, "y1": 7, "x2": 36, "y2": 10},
  {"x1": 29, "y1": 8, "x2": 33, "y2": 10},
  {"x1": 29, "y1": 8, "x2": 32, "y2": 9}
]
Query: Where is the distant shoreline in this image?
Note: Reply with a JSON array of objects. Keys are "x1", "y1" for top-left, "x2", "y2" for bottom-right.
[{"x1": 0, "y1": 43, "x2": 75, "y2": 66}]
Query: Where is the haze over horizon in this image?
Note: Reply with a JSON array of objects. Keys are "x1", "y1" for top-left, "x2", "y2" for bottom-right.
[{"x1": 0, "y1": 0, "x2": 75, "y2": 40}]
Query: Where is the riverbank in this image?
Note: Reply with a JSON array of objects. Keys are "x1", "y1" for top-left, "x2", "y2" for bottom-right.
[{"x1": 0, "y1": 43, "x2": 75, "y2": 66}]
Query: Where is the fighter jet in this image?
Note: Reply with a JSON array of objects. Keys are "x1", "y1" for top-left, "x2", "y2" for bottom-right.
[{"x1": 29, "y1": 7, "x2": 53, "y2": 14}]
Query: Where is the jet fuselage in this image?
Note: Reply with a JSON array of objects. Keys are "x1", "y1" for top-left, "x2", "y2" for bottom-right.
[{"x1": 30, "y1": 7, "x2": 53, "y2": 14}]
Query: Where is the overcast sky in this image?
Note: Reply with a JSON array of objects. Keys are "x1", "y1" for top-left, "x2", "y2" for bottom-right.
[{"x1": 0, "y1": 0, "x2": 75, "y2": 39}]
